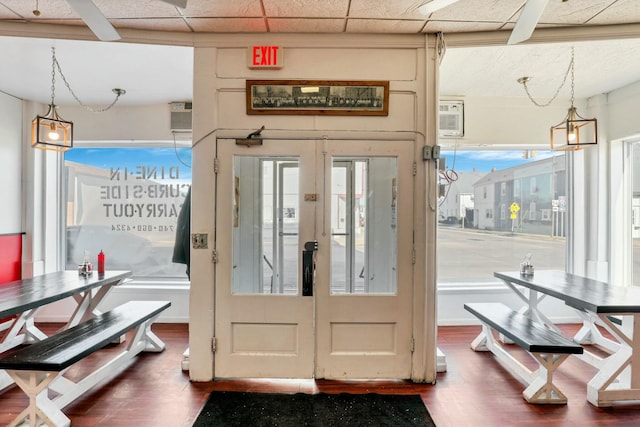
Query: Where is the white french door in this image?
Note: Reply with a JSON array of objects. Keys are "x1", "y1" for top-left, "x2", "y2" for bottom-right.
[{"x1": 214, "y1": 138, "x2": 414, "y2": 379}]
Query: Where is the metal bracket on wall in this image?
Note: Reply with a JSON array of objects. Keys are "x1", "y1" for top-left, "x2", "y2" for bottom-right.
[{"x1": 236, "y1": 138, "x2": 263, "y2": 146}]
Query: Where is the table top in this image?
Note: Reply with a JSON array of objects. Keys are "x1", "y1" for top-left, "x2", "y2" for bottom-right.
[
  {"x1": 495, "y1": 270, "x2": 640, "y2": 314},
  {"x1": 0, "y1": 270, "x2": 131, "y2": 318}
]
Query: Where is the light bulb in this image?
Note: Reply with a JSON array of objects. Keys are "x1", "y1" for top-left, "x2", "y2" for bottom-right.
[
  {"x1": 567, "y1": 124, "x2": 576, "y2": 142},
  {"x1": 48, "y1": 122, "x2": 60, "y2": 141}
]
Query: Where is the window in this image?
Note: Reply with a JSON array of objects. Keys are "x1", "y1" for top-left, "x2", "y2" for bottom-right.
[
  {"x1": 64, "y1": 146, "x2": 192, "y2": 280},
  {"x1": 530, "y1": 177, "x2": 537, "y2": 194},
  {"x1": 331, "y1": 157, "x2": 398, "y2": 294},
  {"x1": 232, "y1": 156, "x2": 300, "y2": 294},
  {"x1": 437, "y1": 149, "x2": 566, "y2": 284},
  {"x1": 529, "y1": 202, "x2": 537, "y2": 220},
  {"x1": 632, "y1": 142, "x2": 640, "y2": 286}
]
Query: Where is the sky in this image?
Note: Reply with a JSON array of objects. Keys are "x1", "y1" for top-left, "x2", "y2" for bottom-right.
[
  {"x1": 65, "y1": 147, "x2": 193, "y2": 179},
  {"x1": 441, "y1": 150, "x2": 559, "y2": 173},
  {"x1": 64, "y1": 147, "x2": 559, "y2": 177}
]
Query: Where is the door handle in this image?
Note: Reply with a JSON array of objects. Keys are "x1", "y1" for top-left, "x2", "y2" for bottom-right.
[{"x1": 302, "y1": 241, "x2": 318, "y2": 297}]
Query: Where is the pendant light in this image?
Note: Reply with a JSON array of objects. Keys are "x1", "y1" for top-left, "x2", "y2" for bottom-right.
[
  {"x1": 518, "y1": 47, "x2": 597, "y2": 151},
  {"x1": 31, "y1": 48, "x2": 73, "y2": 151},
  {"x1": 31, "y1": 47, "x2": 126, "y2": 152}
]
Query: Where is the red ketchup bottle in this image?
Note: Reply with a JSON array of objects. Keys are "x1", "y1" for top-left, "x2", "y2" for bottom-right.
[{"x1": 98, "y1": 250, "x2": 105, "y2": 274}]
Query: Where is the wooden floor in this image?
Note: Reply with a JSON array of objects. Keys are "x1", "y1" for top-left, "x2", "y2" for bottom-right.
[{"x1": 2, "y1": 323, "x2": 640, "y2": 426}]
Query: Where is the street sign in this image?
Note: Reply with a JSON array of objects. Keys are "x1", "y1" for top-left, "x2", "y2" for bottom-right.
[
  {"x1": 558, "y1": 196, "x2": 567, "y2": 212},
  {"x1": 510, "y1": 202, "x2": 520, "y2": 214}
]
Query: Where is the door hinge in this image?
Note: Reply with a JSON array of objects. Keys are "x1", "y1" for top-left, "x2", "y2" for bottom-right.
[
  {"x1": 211, "y1": 337, "x2": 217, "y2": 353},
  {"x1": 411, "y1": 337, "x2": 415, "y2": 353},
  {"x1": 412, "y1": 248, "x2": 416, "y2": 264},
  {"x1": 412, "y1": 162, "x2": 417, "y2": 176},
  {"x1": 212, "y1": 249, "x2": 218, "y2": 263},
  {"x1": 214, "y1": 158, "x2": 220, "y2": 174}
]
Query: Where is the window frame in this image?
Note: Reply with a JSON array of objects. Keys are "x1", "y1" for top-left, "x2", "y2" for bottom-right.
[{"x1": 436, "y1": 146, "x2": 568, "y2": 289}]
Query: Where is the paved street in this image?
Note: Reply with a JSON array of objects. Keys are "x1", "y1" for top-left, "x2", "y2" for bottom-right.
[
  {"x1": 437, "y1": 226, "x2": 566, "y2": 282},
  {"x1": 239, "y1": 223, "x2": 640, "y2": 292}
]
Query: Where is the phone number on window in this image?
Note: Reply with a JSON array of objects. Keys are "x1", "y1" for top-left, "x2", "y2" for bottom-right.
[{"x1": 112, "y1": 225, "x2": 174, "y2": 232}]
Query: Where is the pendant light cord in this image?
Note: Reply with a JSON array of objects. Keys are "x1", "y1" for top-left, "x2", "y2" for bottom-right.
[
  {"x1": 51, "y1": 47, "x2": 125, "y2": 112},
  {"x1": 49, "y1": 47, "x2": 57, "y2": 107},
  {"x1": 520, "y1": 47, "x2": 574, "y2": 108}
]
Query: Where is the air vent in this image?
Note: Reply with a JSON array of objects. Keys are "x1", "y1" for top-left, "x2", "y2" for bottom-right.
[
  {"x1": 439, "y1": 100, "x2": 464, "y2": 138},
  {"x1": 170, "y1": 102, "x2": 192, "y2": 132}
]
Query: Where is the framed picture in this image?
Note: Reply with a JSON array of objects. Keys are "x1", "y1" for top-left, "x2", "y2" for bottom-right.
[{"x1": 246, "y1": 80, "x2": 389, "y2": 116}]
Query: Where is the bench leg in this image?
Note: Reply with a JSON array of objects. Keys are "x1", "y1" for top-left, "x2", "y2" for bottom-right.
[
  {"x1": 48, "y1": 318, "x2": 166, "y2": 411},
  {"x1": 0, "y1": 309, "x2": 47, "y2": 354},
  {"x1": 470, "y1": 327, "x2": 489, "y2": 351},
  {"x1": 586, "y1": 313, "x2": 640, "y2": 407},
  {"x1": 142, "y1": 322, "x2": 166, "y2": 352},
  {"x1": 475, "y1": 324, "x2": 534, "y2": 386},
  {"x1": 524, "y1": 353, "x2": 570, "y2": 404},
  {"x1": 6, "y1": 371, "x2": 70, "y2": 427},
  {"x1": 473, "y1": 324, "x2": 572, "y2": 404},
  {"x1": 573, "y1": 311, "x2": 620, "y2": 353}
]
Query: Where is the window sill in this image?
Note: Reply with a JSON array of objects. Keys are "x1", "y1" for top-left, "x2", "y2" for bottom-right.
[
  {"x1": 118, "y1": 278, "x2": 190, "y2": 291},
  {"x1": 437, "y1": 279, "x2": 509, "y2": 294}
]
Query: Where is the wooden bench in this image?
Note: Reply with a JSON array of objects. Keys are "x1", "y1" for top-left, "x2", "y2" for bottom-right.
[
  {"x1": 0, "y1": 300, "x2": 171, "y2": 427},
  {"x1": 464, "y1": 302, "x2": 583, "y2": 404}
]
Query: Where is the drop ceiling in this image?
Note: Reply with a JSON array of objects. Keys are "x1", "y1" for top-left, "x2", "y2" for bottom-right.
[{"x1": 0, "y1": 0, "x2": 639, "y2": 106}]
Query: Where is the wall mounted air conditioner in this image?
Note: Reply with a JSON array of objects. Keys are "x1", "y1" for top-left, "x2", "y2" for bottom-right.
[
  {"x1": 170, "y1": 102, "x2": 192, "y2": 132},
  {"x1": 439, "y1": 100, "x2": 464, "y2": 138}
]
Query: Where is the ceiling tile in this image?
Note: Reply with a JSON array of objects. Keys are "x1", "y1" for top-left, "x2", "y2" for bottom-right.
[
  {"x1": 586, "y1": 0, "x2": 640, "y2": 25},
  {"x1": 0, "y1": 0, "x2": 76, "y2": 20},
  {"x1": 263, "y1": 0, "x2": 349, "y2": 18},
  {"x1": 346, "y1": 19, "x2": 426, "y2": 33},
  {"x1": 95, "y1": 0, "x2": 181, "y2": 18},
  {"x1": 0, "y1": 3, "x2": 22, "y2": 19},
  {"x1": 183, "y1": 0, "x2": 264, "y2": 17},
  {"x1": 268, "y1": 18, "x2": 345, "y2": 32},
  {"x1": 187, "y1": 18, "x2": 267, "y2": 32},
  {"x1": 535, "y1": 0, "x2": 618, "y2": 25},
  {"x1": 424, "y1": 20, "x2": 504, "y2": 33},
  {"x1": 349, "y1": 0, "x2": 430, "y2": 19},
  {"x1": 430, "y1": 0, "x2": 522, "y2": 22},
  {"x1": 111, "y1": 18, "x2": 192, "y2": 32}
]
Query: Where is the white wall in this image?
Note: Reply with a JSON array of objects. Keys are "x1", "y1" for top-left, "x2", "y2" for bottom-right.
[
  {"x1": 0, "y1": 91, "x2": 23, "y2": 234},
  {"x1": 442, "y1": 96, "x2": 569, "y2": 147},
  {"x1": 64, "y1": 104, "x2": 177, "y2": 142},
  {"x1": 607, "y1": 81, "x2": 640, "y2": 142}
]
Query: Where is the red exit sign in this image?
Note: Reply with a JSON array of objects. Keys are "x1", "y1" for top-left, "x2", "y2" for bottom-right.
[{"x1": 248, "y1": 45, "x2": 284, "y2": 69}]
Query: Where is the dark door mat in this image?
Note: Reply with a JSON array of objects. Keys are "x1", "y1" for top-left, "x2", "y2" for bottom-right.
[{"x1": 193, "y1": 391, "x2": 436, "y2": 427}]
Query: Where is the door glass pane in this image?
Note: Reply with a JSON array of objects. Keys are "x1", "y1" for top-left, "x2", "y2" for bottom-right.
[
  {"x1": 331, "y1": 157, "x2": 397, "y2": 295},
  {"x1": 232, "y1": 156, "x2": 299, "y2": 294}
]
